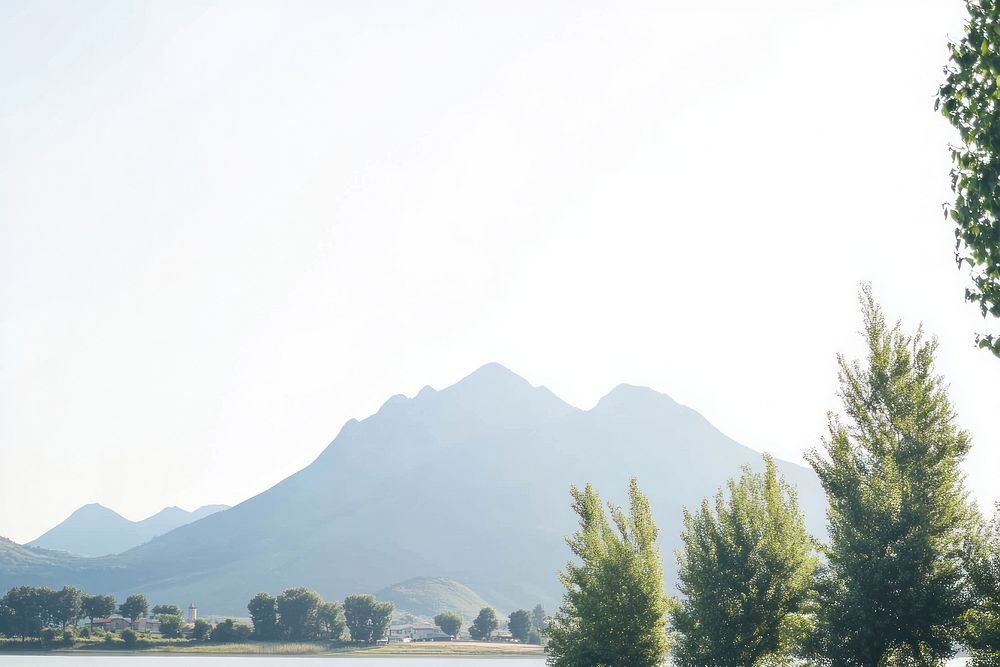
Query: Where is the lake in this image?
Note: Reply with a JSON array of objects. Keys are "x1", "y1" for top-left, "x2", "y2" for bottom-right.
[
  {"x1": 0, "y1": 659, "x2": 972, "y2": 667},
  {"x1": 0, "y1": 659, "x2": 547, "y2": 666}
]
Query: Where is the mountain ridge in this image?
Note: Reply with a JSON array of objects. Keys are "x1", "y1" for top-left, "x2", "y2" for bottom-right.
[
  {"x1": 27, "y1": 503, "x2": 230, "y2": 557},
  {"x1": 1, "y1": 363, "x2": 827, "y2": 616}
]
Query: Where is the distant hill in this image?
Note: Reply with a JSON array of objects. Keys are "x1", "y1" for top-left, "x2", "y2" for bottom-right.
[
  {"x1": 376, "y1": 577, "x2": 496, "y2": 622},
  {"x1": 0, "y1": 364, "x2": 827, "y2": 616},
  {"x1": 27, "y1": 504, "x2": 229, "y2": 556}
]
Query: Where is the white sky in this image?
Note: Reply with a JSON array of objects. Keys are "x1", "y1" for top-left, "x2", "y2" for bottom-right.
[{"x1": 2, "y1": 0, "x2": 997, "y2": 544}]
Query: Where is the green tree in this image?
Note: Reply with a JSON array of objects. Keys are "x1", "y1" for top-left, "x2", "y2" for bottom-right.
[
  {"x1": 545, "y1": 479, "x2": 670, "y2": 667},
  {"x1": 191, "y1": 618, "x2": 212, "y2": 641},
  {"x1": 51, "y1": 586, "x2": 82, "y2": 629},
  {"x1": 120, "y1": 628, "x2": 138, "y2": 647},
  {"x1": 247, "y1": 592, "x2": 279, "y2": 640},
  {"x1": 81, "y1": 594, "x2": 116, "y2": 628},
  {"x1": 159, "y1": 614, "x2": 185, "y2": 639},
  {"x1": 508, "y1": 609, "x2": 532, "y2": 642},
  {"x1": 938, "y1": 2, "x2": 1000, "y2": 357},
  {"x1": 468, "y1": 607, "x2": 498, "y2": 641},
  {"x1": 966, "y1": 505, "x2": 1000, "y2": 667},
  {"x1": 119, "y1": 594, "x2": 148, "y2": 627},
  {"x1": 151, "y1": 604, "x2": 181, "y2": 618},
  {"x1": 343, "y1": 594, "x2": 393, "y2": 644},
  {"x1": 532, "y1": 604, "x2": 547, "y2": 631},
  {"x1": 805, "y1": 287, "x2": 978, "y2": 666},
  {"x1": 434, "y1": 611, "x2": 462, "y2": 639},
  {"x1": 672, "y1": 454, "x2": 818, "y2": 667},
  {"x1": 276, "y1": 587, "x2": 321, "y2": 641},
  {"x1": 315, "y1": 600, "x2": 347, "y2": 641},
  {"x1": 1, "y1": 587, "x2": 46, "y2": 640},
  {"x1": 211, "y1": 618, "x2": 251, "y2": 642}
]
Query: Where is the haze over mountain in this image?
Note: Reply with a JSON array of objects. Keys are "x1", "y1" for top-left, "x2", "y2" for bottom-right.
[
  {"x1": 27, "y1": 504, "x2": 229, "y2": 557},
  {"x1": 0, "y1": 364, "x2": 826, "y2": 616}
]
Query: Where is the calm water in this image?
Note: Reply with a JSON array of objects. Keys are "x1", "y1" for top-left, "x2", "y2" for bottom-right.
[
  {"x1": 0, "y1": 659, "x2": 547, "y2": 666},
  {"x1": 0, "y1": 659, "x2": 970, "y2": 667}
]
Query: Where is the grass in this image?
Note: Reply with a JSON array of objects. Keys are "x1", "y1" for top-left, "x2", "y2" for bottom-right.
[{"x1": 1, "y1": 636, "x2": 545, "y2": 657}]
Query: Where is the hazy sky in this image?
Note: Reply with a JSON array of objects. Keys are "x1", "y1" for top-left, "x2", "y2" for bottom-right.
[{"x1": 2, "y1": 0, "x2": 997, "y2": 544}]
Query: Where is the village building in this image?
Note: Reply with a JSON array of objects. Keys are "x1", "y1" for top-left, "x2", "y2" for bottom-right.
[{"x1": 388, "y1": 622, "x2": 451, "y2": 642}]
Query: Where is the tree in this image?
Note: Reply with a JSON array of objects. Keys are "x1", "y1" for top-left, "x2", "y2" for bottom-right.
[
  {"x1": 315, "y1": 601, "x2": 346, "y2": 641},
  {"x1": 151, "y1": 604, "x2": 181, "y2": 618},
  {"x1": 247, "y1": 592, "x2": 279, "y2": 640},
  {"x1": 938, "y1": 3, "x2": 1000, "y2": 357},
  {"x1": 468, "y1": 607, "x2": 498, "y2": 641},
  {"x1": 276, "y1": 587, "x2": 321, "y2": 641},
  {"x1": 191, "y1": 618, "x2": 212, "y2": 641},
  {"x1": 119, "y1": 594, "x2": 148, "y2": 627},
  {"x1": 804, "y1": 286, "x2": 978, "y2": 666},
  {"x1": 531, "y1": 604, "x2": 547, "y2": 631},
  {"x1": 1, "y1": 587, "x2": 46, "y2": 640},
  {"x1": 120, "y1": 628, "x2": 138, "y2": 647},
  {"x1": 966, "y1": 505, "x2": 1000, "y2": 667},
  {"x1": 210, "y1": 618, "x2": 250, "y2": 642},
  {"x1": 672, "y1": 455, "x2": 818, "y2": 667},
  {"x1": 159, "y1": 614, "x2": 185, "y2": 639},
  {"x1": 82, "y1": 594, "x2": 116, "y2": 629},
  {"x1": 545, "y1": 479, "x2": 670, "y2": 667},
  {"x1": 343, "y1": 594, "x2": 393, "y2": 644},
  {"x1": 434, "y1": 611, "x2": 462, "y2": 639},
  {"x1": 50, "y1": 586, "x2": 82, "y2": 629},
  {"x1": 508, "y1": 609, "x2": 532, "y2": 642}
]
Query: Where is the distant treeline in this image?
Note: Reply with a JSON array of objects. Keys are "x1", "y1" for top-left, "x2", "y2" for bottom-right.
[{"x1": 0, "y1": 586, "x2": 396, "y2": 645}]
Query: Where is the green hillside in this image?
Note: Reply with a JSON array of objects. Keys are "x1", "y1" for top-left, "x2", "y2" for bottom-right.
[{"x1": 376, "y1": 576, "x2": 497, "y2": 621}]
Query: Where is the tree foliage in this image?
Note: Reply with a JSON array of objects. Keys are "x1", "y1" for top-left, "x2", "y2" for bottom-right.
[
  {"x1": 672, "y1": 454, "x2": 818, "y2": 667},
  {"x1": 51, "y1": 586, "x2": 82, "y2": 629},
  {"x1": 247, "y1": 592, "x2": 279, "y2": 640},
  {"x1": 434, "y1": 611, "x2": 462, "y2": 639},
  {"x1": 532, "y1": 604, "x2": 547, "y2": 631},
  {"x1": 119, "y1": 594, "x2": 148, "y2": 624},
  {"x1": 938, "y1": 1, "x2": 1000, "y2": 357},
  {"x1": 276, "y1": 587, "x2": 321, "y2": 641},
  {"x1": 468, "y1": 607, "x2": 498, "y2": 641},
  {"x1": 966, "y1": 505, "x2": 1000, "y2": 667},
  {"x1": 191, "y1": 618, "x2": 212, "y2": 641},
  {"x1": 545, "y1": 479, "x2": 669, "y2": 667},
  {"x1": 315, "y1": 600, "x2": 347, "y2": 641},
  {"x1": 151, "y1": 604, "x2": 181, "y2": 618},
  {"x1": 159, "y1": 614, "x2": 185, "y2": 638},
  {"x1": 81, "y1": 594, "x2": 116, "y2": 627},
  {"x1": 804, "y1": 286, "x2": 978, "y2": 666},
  {"x1": 343, "y1": 594, "x2": 393, "y2": 644},
  {"x1": 508, "y1": 609, "x2": 532, "y2": 642}
]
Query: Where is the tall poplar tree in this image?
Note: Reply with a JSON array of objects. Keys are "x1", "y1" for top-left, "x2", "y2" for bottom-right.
[
  {"x1": 805, "y1": 286, "x2": 977, "y2": 666},
  {"x1": 545, "y1": 478, "x2": 669, "y2": 667},
  {"x1": 672, "y1": 455, "x2": 818, "y2": 667}
]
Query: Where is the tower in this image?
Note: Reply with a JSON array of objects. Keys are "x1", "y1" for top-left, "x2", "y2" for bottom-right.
[{"x1": 187, "y1": 603, "x2": 197, "y2": 623}]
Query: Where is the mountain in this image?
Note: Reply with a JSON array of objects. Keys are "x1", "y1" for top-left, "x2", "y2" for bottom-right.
[
  {"x1": 0, "y1": 364, "x2": 827, "y2": 616},
  {"x1": 375, "y1": 577, "x2": 496, "y2": 622},
  {"x1": 27, "y1": 504, "x2": 230, "y2": 556}
]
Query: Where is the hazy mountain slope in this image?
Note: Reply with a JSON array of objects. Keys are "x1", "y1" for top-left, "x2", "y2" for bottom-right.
[
  {"x1": 27, "y1": 504, "x2": 230, "y2": 557},
  {"x1": 376, "y1": 577, "x2": 496, "y2": 621},
  {"x1": 1, "y1": 364, "x2": 827, "y2": 616}
]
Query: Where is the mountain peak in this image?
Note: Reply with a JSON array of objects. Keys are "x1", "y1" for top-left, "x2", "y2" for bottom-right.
[{"x1": 592, "y1": 383, "x2": 680, "y2": 413}]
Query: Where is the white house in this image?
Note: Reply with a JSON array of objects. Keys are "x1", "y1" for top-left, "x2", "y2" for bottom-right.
[{"x1": 388, "y1": 622, "x2": 451, "y2": 642}]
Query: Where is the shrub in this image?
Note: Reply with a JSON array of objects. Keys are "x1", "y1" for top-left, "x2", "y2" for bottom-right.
[
  {"x1": 62, "y1": 629, "x2": 75, "y2": 646},
  {"x1": 528, "y1": 629, "x2": 542, "y2": 645},
  {"x1": 79, "y1": 626, "x2": 91, "y2": 638},
  {"x1": 40, "y1": 628, "x2": 59, "y2": 646},
  {"x1": 121, "y1": 628, "x2": 138, "y2": 647}
]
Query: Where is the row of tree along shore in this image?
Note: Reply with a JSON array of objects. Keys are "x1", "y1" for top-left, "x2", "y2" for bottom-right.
[
  {"x1": 0, "y1": 583, "x2": 548, "y2": 647},
  {"x1": 545, "y1": 291, "x2": 1000, "y2": 667}
]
